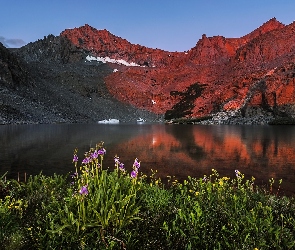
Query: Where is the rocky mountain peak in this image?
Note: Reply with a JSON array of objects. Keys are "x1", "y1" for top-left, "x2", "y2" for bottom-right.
[{"x1": 242, "y1": 17, "x2": 285, "y2": 42}]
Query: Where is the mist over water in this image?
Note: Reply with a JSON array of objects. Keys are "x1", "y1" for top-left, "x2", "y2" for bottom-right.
[{"x1": 0, "y1": 123, "x2": 294, "y2": 194}]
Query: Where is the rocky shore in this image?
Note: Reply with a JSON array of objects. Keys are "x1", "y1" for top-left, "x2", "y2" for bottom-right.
[{"x1": 167, "y1": 109, "x2": 295, "y2": 125}]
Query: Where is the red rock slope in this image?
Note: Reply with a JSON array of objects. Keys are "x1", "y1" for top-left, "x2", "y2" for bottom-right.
[{"x1": 61, "y1": 18, "x2": 295, "y2": 119}]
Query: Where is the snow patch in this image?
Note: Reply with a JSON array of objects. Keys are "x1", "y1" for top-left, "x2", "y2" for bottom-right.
[
  {"x1": 86, "y1": 55, "x2": 141, "y2": 67},
  {"x1": 137, "y1": 118, "x2": 145, "y2": 123},
  {"x1": 98, "y1": 119, "x2": 120, "y2": 124},
  {"x1": 113, "y1": 69, "x2": 118, "y2": 72}
]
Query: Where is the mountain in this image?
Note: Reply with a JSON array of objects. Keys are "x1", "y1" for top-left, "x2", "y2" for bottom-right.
[
  {"x1": 60, "y1": 18, "x2": 295, "y2": 124},
  {"x1": 1, "y1": 18, "x2": 295, "y2": 124},
  {"x1": 0, "y1": 37, "x2": 158, "y2": 124}
]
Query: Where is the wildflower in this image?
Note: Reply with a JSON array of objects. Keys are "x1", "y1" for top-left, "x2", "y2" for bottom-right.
[
  {"x1": 203, "y1": 176, "x2": 207, "y2": 182},
  {"x1": 71, "y1": 172, "x2": 78, "y2": 178},
  {"x1": 98, "y1": 148, "x2": 106, "y2": 155},
  {"x1": 91, "y1": 150, "x2": 99, "y2": 159},
  {"x1": 119, "y1": 162, "x2": 125, "y2": 171},
  {"x1": 235, "y1": 170, "x2": 240, "y2": 178},
  {"x1": 82, "y1": 157, "x2": 91, "y2": 164},
  {"x1": 133, "y1": 158, "x2": 140, "y2": 170},
  {"x1": 79, "y1": 185, "x2": 88, "y2": 195},
  {"x1": 73, "y1": 154, "x2": 78, "y2": 162},
  {"x1": 114, "y1": 156, "x2": 120, "y2": 164},
  {"x1": 130, "y1": 170, "x2": 137, "y2": 178}
]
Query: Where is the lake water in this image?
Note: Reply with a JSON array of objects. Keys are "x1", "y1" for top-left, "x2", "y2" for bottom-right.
[{"x1": 0, "y1": 123, "x2": 294, "y2": 194}]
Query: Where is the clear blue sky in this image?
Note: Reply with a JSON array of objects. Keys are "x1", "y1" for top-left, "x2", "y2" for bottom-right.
[{"x1": 1, "y1": 0, "x2": 295, "y2": 51}]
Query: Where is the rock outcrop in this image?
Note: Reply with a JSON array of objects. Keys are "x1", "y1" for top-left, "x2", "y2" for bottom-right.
[{"x1": 0, "y1": 42, "x2": 32, "y2": 88}]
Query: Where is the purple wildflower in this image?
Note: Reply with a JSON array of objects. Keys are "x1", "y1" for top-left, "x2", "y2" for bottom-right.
[
  {"x1": 130, "y1": 170, "x2": 137, "y2": 178},
  {"x1": 79, "y1": 185, "x2": 88, "y2": 195},
  {"x1": 133, "y1": 158, "x2": 140, "y2": 170},
  {"x1": 119, "y1": 162, "x2": 125, "y2": 172},
  {"x1": 114, "y1": 156, "x2": 120, "y2": 164},
  {"x1": 82, "y1": 157, "x2": 91, "y2": 164},
  {"x1": 73, "y1": 154, "x2": 78, "y2": 162},
  {"x1": 91, "y1": 150, "x2": 99, "y2": 159},
  {"x1": 235, "y1": 170, "x2": 240, "y2": 178},
  {"x1": 98, "y1": 148, "x2": 106, "y2": 155},
  {"x1": 71, "y1": 172, "x2": 78, "y2": 178}
]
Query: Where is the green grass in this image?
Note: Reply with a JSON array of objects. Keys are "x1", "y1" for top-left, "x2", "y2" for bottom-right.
[{"x1": 0, "y1": 145, "x2": 294, "y2": 249}]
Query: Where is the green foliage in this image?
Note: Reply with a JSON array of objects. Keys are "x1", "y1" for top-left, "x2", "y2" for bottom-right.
[
  {"x1": 0, "y1": 145, "x2": 294, "y2": 249},
  {"x1": 43, "y1": 143, "x2": 142, "y2": 249},
  {"x1": 0, "y1": 174, "x2": 27, "y2": 249}
]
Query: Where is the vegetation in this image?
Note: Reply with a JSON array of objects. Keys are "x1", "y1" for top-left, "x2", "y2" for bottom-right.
[{"x1": 0, "y1": 143, "x2": 294, "y2": 249}]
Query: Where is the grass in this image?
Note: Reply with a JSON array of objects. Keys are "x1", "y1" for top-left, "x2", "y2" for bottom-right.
[{"x1": 0, "y1": 144, "x2": 294, "y2": 249}]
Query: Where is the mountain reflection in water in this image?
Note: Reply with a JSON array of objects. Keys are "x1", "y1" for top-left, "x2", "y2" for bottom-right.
[{"x1": 0, "y1": 124, "x2": 294, "y2": 194}]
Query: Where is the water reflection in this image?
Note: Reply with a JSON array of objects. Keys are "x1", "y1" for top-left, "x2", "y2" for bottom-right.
[{"x1": 0, "y1": 124, "x2": 294, "y2": 194}]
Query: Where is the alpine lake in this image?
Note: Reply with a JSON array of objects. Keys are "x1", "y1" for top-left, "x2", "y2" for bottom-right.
[{"x1": 1, "y1": 123, "x2": 294, "y2": 195}]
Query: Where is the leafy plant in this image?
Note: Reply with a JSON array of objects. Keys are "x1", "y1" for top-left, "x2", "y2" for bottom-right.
[{"x1": 46, "y1": 143, "x2": 142, "y2": 249}]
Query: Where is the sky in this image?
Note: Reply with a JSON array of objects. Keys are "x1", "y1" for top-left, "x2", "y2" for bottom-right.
[{"x1": 1, "y1": 0, "x2": 295, "y2": 52}]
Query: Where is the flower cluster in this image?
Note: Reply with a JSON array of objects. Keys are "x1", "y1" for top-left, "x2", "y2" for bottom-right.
[
  {"x1": 79, "y1": 185, "x2": 88, "y2": 195},
  {"x1": 130, "y1": 158, "x2": 141, "y2": 178},
  {"x1": 73, "y1": 154, "x2": 78, "y2": 163},
  {"x1": 82, "y1": 147, "x2": 106, "y2": 165},
  {"x1": 114, "y1": 155, "x2": 125, "y2": 171}
]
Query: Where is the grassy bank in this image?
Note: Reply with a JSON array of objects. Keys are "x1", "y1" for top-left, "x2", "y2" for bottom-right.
[{"x1": 1, "y1": 143, "x2": 294, "y2": 249}]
